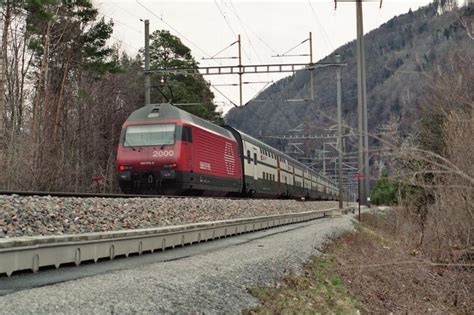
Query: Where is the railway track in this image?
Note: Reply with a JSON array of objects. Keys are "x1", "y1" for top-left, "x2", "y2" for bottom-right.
[
  {"x1": 0, "y1": 190, "x2": 337, "y2": 202},
  {"x1": 0, "y1": 190, "x2": 192, "y2": 199},
  {"x1": 0, "y1": 208, "x2": 342, "y2": 277}
]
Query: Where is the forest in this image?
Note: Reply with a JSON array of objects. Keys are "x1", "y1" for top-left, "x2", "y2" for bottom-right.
[{"x1": 0, "y1": 0, "x2": 221, "y2": 192}]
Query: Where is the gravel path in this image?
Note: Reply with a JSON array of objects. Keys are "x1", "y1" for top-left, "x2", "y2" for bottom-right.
[
  {"x1": 0, "y1": 195, "x2": 339, "y2": 237},
  {"x1": 0, "y1": 213, "x2": 356, "y2": 314}
]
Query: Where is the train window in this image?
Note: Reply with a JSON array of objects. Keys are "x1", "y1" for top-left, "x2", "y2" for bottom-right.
[
  {"x1": 254, "y1": 153, "x2": 257, "y2": 165},
  {"x1": 181, "y1": 125, "x2": 193, "y2": 142},
  {"x1": 247, "y1": 150, "x2": 251, "y2": 164},
  {"x1": 125, "y1": 124, "x2": 175, "y2": 147}
]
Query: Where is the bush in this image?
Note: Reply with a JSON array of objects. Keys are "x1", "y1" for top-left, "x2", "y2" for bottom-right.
[{"x1": 370, "y1": 175, "x2": 398, "y2": 205}]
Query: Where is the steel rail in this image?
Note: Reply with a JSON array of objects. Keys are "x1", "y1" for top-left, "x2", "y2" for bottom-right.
[
  {"x1": 0, "y1": 190, "x2": 185, "y2": 199},
  {"x1": 0, "y1": 208, "x2": 340, "y2": 277},
  {"x1": 0, "y1": 190, "x2": 256, "y2": 200},
  {"x1": 0, "y1": 190, "x2": 336, "y2": 202}
]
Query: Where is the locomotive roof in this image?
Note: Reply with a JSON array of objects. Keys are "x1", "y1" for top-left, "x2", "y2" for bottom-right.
[{"x1": 126, "y1": 103, "x2": 235, "y2": 140}]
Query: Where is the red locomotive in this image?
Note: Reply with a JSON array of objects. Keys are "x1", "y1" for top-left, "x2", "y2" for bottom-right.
[{"x1": 116, "y1": 104, "x2": 338, "y2": 199}]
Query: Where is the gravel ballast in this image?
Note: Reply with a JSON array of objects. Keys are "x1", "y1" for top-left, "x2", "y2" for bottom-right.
[
  {"x1": 0, "y1": 195, "x2": 339, "y2": 238},
  {"x1": 0, "y1": 213, "x2": 357, "y2": 314}
]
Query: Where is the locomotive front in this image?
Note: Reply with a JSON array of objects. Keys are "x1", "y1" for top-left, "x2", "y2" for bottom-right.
[{"x1": 116, "y1": 105, "x2": 193, "y2": 194}]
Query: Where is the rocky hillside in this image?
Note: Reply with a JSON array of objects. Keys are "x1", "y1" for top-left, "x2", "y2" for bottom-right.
[{"x1": 226, "y1": 4, "x2": 473, "y2": 150}]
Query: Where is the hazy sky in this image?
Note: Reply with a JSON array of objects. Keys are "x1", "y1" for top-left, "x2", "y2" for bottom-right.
[{"x1": 93, "y1": 0, "x2": 433, "y2": 112}]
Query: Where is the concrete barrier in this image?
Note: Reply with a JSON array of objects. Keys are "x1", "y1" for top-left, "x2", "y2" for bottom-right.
[{"x1": 0, "y1": 208, "x2": 343, "y2": 276}]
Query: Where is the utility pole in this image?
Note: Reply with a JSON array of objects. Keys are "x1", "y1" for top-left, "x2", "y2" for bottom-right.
[
  {"x1": 335, "y1": 0, "x2": 374, "y2": 205},
  {"x1": 238, "y1": 34, "x2": 243, "y2": 106},
  {"x1": 336, "y1": 54, "x2": 343, "y2": 209},
  {"x1": 356, "y1": 0, "x2": 367, "y2": 205},
  {"x1": 309, "y1": 32, "x2": 314, "y2": 101},
  {"x1": 322, "y1": 148, "x2": 326, "y2": 176},
  {"x1": 144, "y1": 19, "x2": 151, "y2": 105},
  {"x1": 358, "y1": 0, "x2": 370, "y2": 206}
]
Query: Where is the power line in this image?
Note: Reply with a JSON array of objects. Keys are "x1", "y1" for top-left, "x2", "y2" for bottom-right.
[
  {"x1": 113, "y1": 2, "x2": 143, "y2": 21},
  {"x1": 136, "y1": 0, "x2": 213, "y2": 58},
  {"x1": 214, "y1": 0, "x2": 237, "y2": 38},
  {"x1": 227, "y1": 0, "x2": 279, "y2": 55},
  {"x1": 211, "y1": 85, "x2": 238, "y2": 107},
  {"x1": 135, "y1": 0, "x2": 239, "y2": 105},
  {"x1": 224, "y1": 1, "x2": 273, "y2": 89},
  {"x1": 99, "y1": 12, "x2": 143, "y2": 35},
  {"x1": 109, "y1": 35, "x2": 141, "y2": 54},
  {"x1": 307, "y1": 0, "x2": 335, "y2": 53}
]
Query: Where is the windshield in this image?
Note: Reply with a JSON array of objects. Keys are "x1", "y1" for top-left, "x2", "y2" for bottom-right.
[{"x1": 124, "y1": 124, "x2": 176, "y2": 147}]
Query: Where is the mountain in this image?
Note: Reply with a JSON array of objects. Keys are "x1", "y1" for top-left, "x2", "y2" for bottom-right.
[{"x1": 225, "y1": 3, "x2": 473, "y2": 155}]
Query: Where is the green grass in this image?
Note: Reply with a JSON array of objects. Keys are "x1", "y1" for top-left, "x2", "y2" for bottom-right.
[{"x1": 245, "y1": 256, "x2": 363, "y2": 314}]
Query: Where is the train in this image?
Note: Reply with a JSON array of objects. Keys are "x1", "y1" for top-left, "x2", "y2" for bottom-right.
[{"x1": 116, "y1": 103, "x2": 339, "y2": 199}]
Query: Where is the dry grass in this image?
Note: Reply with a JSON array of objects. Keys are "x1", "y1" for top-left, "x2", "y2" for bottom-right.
[
  {"x1": 247, "y1": 212, "x2": 473, "y2": 314},
  {"x1": 331, "y1": 212, "x2": 473, "y2": 314}
]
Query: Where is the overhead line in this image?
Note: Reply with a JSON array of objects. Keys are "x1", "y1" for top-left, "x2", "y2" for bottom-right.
[
  {"x1": 214, "y1": 0, "x2": 237, "y2": 38},
  {"x1": 277, "y1": 38, "x2": 309, "y2": 57},
  {"x1": 135, "y1": 0, "x2": 237, "y2": 105},
  {"x1": 136, "y1": 0, "x2": 213, "y2": 58},
  {"x1": 225, "y1": 1, "x2": 272, "y2": 80},
  {"x1": 307, "y1": 0, "x2": 335, "y2": 52},
  {"x1": 223, "y1": 1, "x2": 277, "y2": 101},
  {"x1": 227, "y1": 0, "x2": 279, "y2": 55},
  {"x1": 211, "y1": 85, "x2": 239, "y2": 107},
  {"x1": 98, "y1": 11, "x2": 144, "y2": 35},
  {"x1": 207, "y1": 40, "x2": 238, "y2": 59}
]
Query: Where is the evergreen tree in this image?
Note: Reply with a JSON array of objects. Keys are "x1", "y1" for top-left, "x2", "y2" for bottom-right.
[{"x1": 370, "y1": 171, "x2": 398, "y2": 205}]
